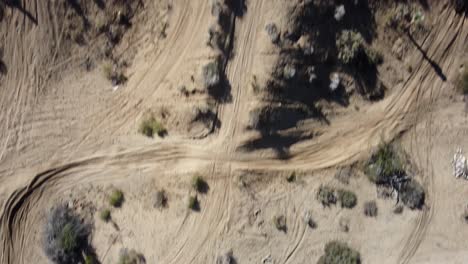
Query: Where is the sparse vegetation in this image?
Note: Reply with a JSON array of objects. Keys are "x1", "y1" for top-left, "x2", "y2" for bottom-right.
[
  {"x1": 109, "y1": 189, "x2": 124, "y2": 208},
  {"x1": 335, "y1": 167, "x2": 352, "y2": 184},
  {"x1": 452, "y1": 0, "x2": 467, "y2": 13},
  {"x1": 317, "y1": 241, "x2": 361, "y2": 264},
  {"x1": 457, "y1": 66, "x2": 468, "y2": 94},
  {"x1": 139, "y1": 116, "x2": 167, "y2": 138},
  {"x1": 202, "y1": 60, "x2": 221, "y2": 89},
  {"x1": 188, "y1": 195, "x2": 199, "y2": 211},
  {"x1": 364, "y1": 201, "x2": 378, "y2": 217},
  {"x1": 102, "y1": 62, "x2": 127, "y2": 85},
  {"x1": 399, "y1": 180, "x2": 425, "y2": 209},
  {"x1": 336, "y1": 30, "x2": 382, "y2": 66},
  {"x1": 118, "y1": 248, "x2": 145, "y2": 264},
  {"x1": 366, "y1": 143, "x2": 404, "y2": 184},
  {"x1": 192, "y1": 175, "x2": 208, "y2": 193},
  {"x1": 216, "y1": 249, "x2": 235, "y2": 264},
  {"x1": 303, "y1": 210, "x2": 316, "y2": 228},
  {"x1": 336, "y1": 30, "x2": 365, "y2": 64},
  {"x1": 339, "y1": 217, "x2": 350, "y2": 232},
  {"x1": 286, "y1": 172, "x2": 296, "y2": 183},
  {"x1": 273, "y1": 214, "x2": 287, "y2": 232},
  {"x1": 394, "y1": 205, "x2": 404, "y2": 214},
  {"x1": 99, "y1": 209, "x2": 111, "y2": 222},
  {"x1": 385, "y1": 4, "x2": 425, "y2": 32},
  {"x1": 84, "y1": 254, "x2": 97, "y2": 264},
  {"x1": 337, "y1": 189, "x2": 357, "y2": 209},
  {"x1": 43, "y1": 205, "x2": 91, "y2": 264},
  {"x1": 265, "y1": 23, "x2": 280, "y2": 44},
  {"x1": 154, "y1": 189, "x2": 168, "y2": 209},
  {"x1": 463, "y1": 209, "x2": 468, "y2": 224},
  {"x1": 317, "y1": 186, "x2": 337, "y2": 207}
]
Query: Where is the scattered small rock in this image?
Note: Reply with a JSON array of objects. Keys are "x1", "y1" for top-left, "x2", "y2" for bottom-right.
[{"x1": 334, "y1": 5, "x2": 346, "y2": 21}]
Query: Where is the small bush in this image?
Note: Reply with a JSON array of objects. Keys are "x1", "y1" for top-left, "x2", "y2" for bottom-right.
[
  {"x1": 84, "y1": 254, "x2": 97, "y2": 264},
  {"x1": 336, "y1": 30, "x2": 365, "y2": 64},
  {"x1": 366, "y1": 143, "x2": 404, "y2": 184},
  {"x1": 335, "y1": 167, "x2": 352, "y2": 184},
  {"x1": 192, "y1": 175, "x2": 209, "y2": 193},
  {"x1": 273, "y1": 214, "x2": 287, "y2": 232},
  {"x1": 399, "y1": 180, "x2": 425, "y2": 209},
  {"x1": 364, "y1": 201, "x2": 378, "y2": 217},
  {"x1": 118, "y1": 248, "x2": 145, "y2": 264},
  {"x1": 139, "y1": 116, "x2": 167, "y2": 138},
  {"x1": 317, "y1": 186, "x2": 337, "y2": 207},
  {"x1": 154, "y1": 189, "x2": 168, "y2": 209},
  {"x1": 337, "y1": 189, "x2": 357, "y2": 209},
  {"x1": 286, "y1": 172, "x2": 296, "y2": 183},
  {"x1": 99, "y1": 209, "x2": 111, "y2": 222},
  {"x1": 216, "y1": 249, "x2": 235, "y2": 264},
  {"x1": 265, "y1": 23, "x2": 280, "y2": 44},
  {"x1": 109, "y1": 189, "x2": 124, "y2": 208},
  {"x1": 43, "y1": 205, "x2": 91, "y2": 264},
  {"x1": 457, "y1": 67, "x2": 468, "y2": 94},
  {"x1": 339, "y1": 217, "x2": 350, "y2": 232},
  {"x1": 102, "y1": 62, "x2": 127, "y2": 85},
  {"x1": 452, "y1": 0, "x2": 467, "y2": 13},
  {"x1": 394, "y1": 205, "x2": 404, "y2": 214},
  {"x1": 202, "y1": 61, "x2": 221, "y2": 89},
  {"x1": 188, "y1": 195, "x2": 199, "y2": 211},
  {"x1": 463, "y1": 209, "x2": 468, "y2": 224},
  {"x1": 336, "y1": 30, "x2": 381, "y2": 67},
  {"x1": 303, "y1": 210, "x2": 316, "y2": 228},
  {"x1": 317, "y1": 241, "x2": 361, "y2": 264}
]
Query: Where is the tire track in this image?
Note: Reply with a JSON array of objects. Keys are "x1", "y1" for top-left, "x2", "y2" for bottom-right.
[{"x1": 397, "y1": 5, "x2": 465, "y2": 264}]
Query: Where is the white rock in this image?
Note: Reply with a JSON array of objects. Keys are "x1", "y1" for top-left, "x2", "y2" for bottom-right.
[
  {"x1": 329, "y1": 73, "x2": 340, "y2": 91},
  {"x1": 334, "y1": 5, "x2": 346, "y2": 21}
]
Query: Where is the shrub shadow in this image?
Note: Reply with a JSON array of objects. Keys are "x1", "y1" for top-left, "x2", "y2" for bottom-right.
[{"x1": 240, "y1": 131, "x2": 314, "y2": 160}]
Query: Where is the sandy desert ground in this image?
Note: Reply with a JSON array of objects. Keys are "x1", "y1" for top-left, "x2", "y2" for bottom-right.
[{"x1": 0, "y1": 0, "x2": 467, "y2": 263}]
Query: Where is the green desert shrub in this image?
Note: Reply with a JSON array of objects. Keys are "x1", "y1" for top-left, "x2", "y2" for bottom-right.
[
  {"x1": 336, "y1": 30, "x2": 365, "y2": 64},
  {"x1": 317, "y1": 241, "x2": 361, "y2": 264},
  {"x1": 118, "y1": 248, "x2": 145, "y2": 264},
  {"x1": 317, "y1": 185, "x2": 337, "y2": 207},
  {"x1": 337, "y1": 189, "x2": 357, "y2": 209},
  {"x1": 109, "y1": 189, "x2": 124, "y2": 207},
  {"x1": 139, "y1": 116, "x2": 167, "y2": 138},
  {"x1": 84, "y1": 254, "x2": 97, "y2": 264},
  {"x1": 336, "y1": 30, "x2": 382, "y2": 66},
  {"x1": 399, "y1": 180, "x2": 425, "y2": 209},
  {"x1": 188, "y1": 195, "x2": 199, "y2": 211},
  {"x1": 365, "y1": 143, "x2": 404, "y2": 184},
  {"x1": 99, "y1": 209, "x2": 111, "y2": 222},
  {"x1": 43, "y1": 205, "x2": 91, "y2": 264}
]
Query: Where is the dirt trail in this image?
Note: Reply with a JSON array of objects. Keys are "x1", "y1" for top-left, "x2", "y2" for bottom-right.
[
  {"x1": 0, "y1": 0, "x2": 60, "y2": 162},
  {"x1": 396, "y1": 5, "x2": 467, "y2": 263},
  {"x1": 0, "y1": 0, "x2": 467, "y2": 263}
]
